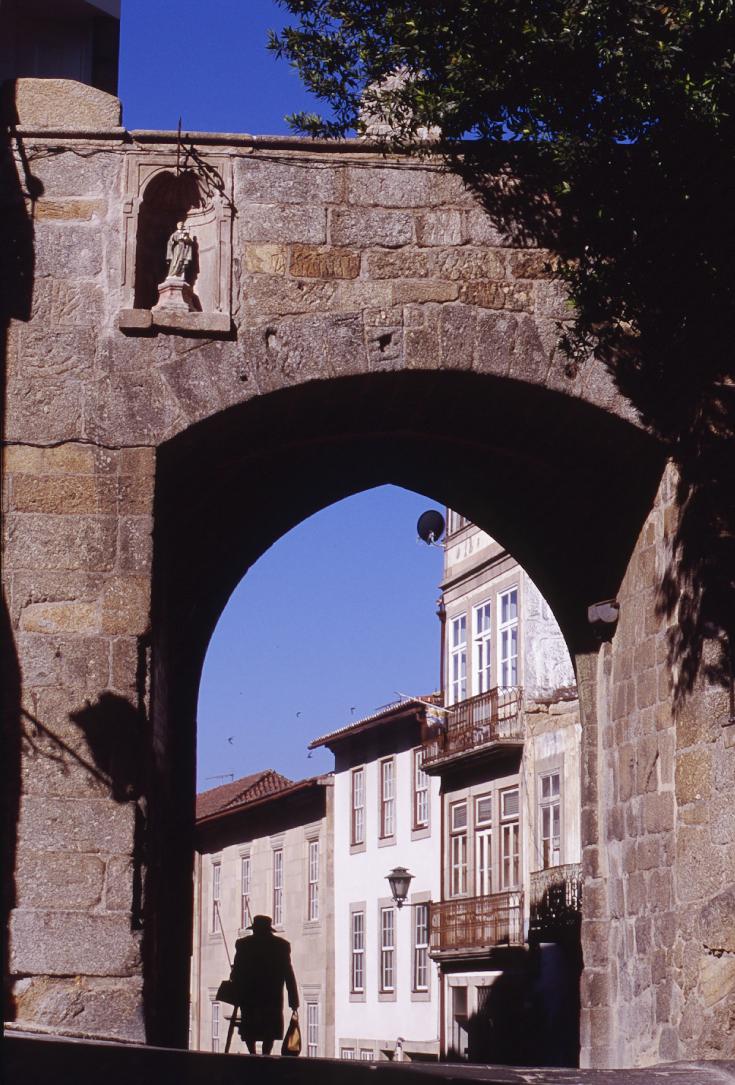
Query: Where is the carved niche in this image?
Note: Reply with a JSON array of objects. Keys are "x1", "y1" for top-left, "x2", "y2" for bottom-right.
[{"x1": 118, "y1": 151, "x2": 233, "y2": 333}]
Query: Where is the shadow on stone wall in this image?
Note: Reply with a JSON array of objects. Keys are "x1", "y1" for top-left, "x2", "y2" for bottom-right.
[{"x1": 1, "y1": 79, "x2": 38, "y2": 1023}]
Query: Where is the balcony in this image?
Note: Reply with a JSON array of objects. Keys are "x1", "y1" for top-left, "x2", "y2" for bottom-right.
[
  {"x1": 528, "y1": 862, "x2": 583, "y2": 943},
  {"x1": 422, "y1": 687, "x2": 524, "y2": 772},
  {"x1": 429, "y1": 891, "x2": 524, "y2": 957}
]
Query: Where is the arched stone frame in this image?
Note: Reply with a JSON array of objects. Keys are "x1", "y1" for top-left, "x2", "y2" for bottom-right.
[{"x1": 118, "y1": 153, "x2": 233, "y2": 334}]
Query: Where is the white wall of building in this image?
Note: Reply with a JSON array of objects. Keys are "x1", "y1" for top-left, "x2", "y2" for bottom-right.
[{"x1": 333, "y1": 740, "x2": 441, "y2": 1059}]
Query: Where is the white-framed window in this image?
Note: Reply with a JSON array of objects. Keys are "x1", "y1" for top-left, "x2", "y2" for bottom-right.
[
  {"x1": 475, "y1": 793, "x2": 493, "y2": 897},
  {"x1": 539, "y1": 771, "x2": 561, "y2": 868},
  {"x1": 351, "y1": 910, "x2": 365, "y2": 993},
  {"x1": 501, "y1": 787, "x2": 520, "y2": 888},
  {"x1": 306, "y1": 1001, "x2": 319, "y2": 1058},
  {"x1": 473, "y1": 600, "x2": 493, "y2": 694},
  {"x1": 211, "y1": 861, "x2": 221, "y2": 934},
  {"x1": 240, "y1": 854, "x2": 251, "y2": 929},
  {"x1": 341, "y1": 1048, "x2": 356, "y2": 1059},
  {"x1": 351, "y1": 767, "x2": 365, "y2": 845},
  {"x1": 450, "y1": 800, "x2": 468, "y2": 896},
  {"x1": 498, "y1": 588, "x2": 519, "y2": 686},
  {"x1": 380, "y1": 757, "x2": 395, "y2": 838},
  {"x1": 359, "y1": 1049, "x2": 374, "y2": 1061},
  {"x1": 273, "y1": 848, "x2": 284, "y2": 927},
  {"x1": 211, "y1": 1000, "x2": 220, "y2": 1053},
  {"x1": 413, "y1": 903, "x2": 429, "y2": 991},
  {"x1": 308, "y1": 839, "x2": 319, "y2": 921},
  {"x1": 448, "y1": 614, "x2": 467, "y2": 704},
  {"x1": 380, "y1": 906, "x2": 395, "y2": 992},
  {"x1": 413, "y1": 747, "x2": 429, "y2": 829}
]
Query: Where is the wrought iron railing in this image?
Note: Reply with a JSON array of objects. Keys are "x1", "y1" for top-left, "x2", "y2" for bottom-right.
[
  {"x1": 422, "y1": 687, "x2": 524, "y2": 769},
  {"x1": 529, "y1": 862, "x2": 583, "y2": 940},
  {"x1": 429, "y1": 891, "x2": 524, "y2": 954}
]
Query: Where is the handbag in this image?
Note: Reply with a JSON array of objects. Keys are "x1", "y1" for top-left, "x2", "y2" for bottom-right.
[
  {"x1": 281, "y1": 1010, "x2": 301, "y2": 1056},
  {"x1": 215, "y1": 979, "x2": 237, "y2": 1006}
]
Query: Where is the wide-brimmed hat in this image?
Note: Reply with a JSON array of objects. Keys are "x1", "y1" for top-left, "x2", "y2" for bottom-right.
[{"x1": 248, "y1": 914, "x2": 274, "y2": 933}]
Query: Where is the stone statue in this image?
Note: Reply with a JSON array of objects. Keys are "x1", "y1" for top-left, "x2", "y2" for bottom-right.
[{"x1": 166, "y1": 221, "x2": 194, "y2": 279}]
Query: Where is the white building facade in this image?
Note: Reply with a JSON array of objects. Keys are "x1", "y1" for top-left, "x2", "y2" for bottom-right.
[{"x1": 310, "y1": 700, "x2": 442, "y2": 1061}]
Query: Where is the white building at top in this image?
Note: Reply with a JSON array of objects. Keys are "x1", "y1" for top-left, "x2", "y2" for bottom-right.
[{"x1": 309, "y1": 698, "x2": 441, "y2": 1061}]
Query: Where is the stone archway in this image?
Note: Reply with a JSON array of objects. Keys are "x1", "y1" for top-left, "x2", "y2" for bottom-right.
[{"x1": 3, "y1": 99, "x2": 732, "y2": 1067}]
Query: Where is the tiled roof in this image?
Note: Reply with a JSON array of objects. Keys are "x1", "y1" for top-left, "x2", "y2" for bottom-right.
[
  {"x1": 309, "y1": 695, "x2": 437, "y2": 750},
  {"x1": 195, "y1": 769, "x2": 293, "y2": 820}
]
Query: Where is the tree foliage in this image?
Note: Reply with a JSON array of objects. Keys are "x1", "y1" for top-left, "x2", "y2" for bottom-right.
[{"x1": 271, "y1": 2, "x2": 735, "y2": 698}]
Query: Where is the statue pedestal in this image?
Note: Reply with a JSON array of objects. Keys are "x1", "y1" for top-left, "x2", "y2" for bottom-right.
[{"x1": 153, "y1": 276, "x2": 196, "y2": 313}]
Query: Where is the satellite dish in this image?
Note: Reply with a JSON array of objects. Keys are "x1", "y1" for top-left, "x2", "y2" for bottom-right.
[{"x1": 417, "y1": 509, "x2": 445, "y2": 546}]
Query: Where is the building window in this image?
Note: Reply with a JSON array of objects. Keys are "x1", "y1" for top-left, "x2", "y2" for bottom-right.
[
  {"x1": 341, "y1": 1048, "x2": 356, "y2": 1059},
  {"x1": 211, "y1": 1001, "x2": 220, "y2": 1053},
  {"x1": 501, "y1": 787, "x2": 520, "y2": 888},
  {"x1": 240, "y1": 854, "x2": 251, "y2": 929},
  {"x1": 450, "y1": 801, "x2": 468, "y2": 896},
  {"x1": 359, "y1": 1049, "x2": 374, "y2": 1061},
  {"x1": 539, "y1": 771, "x2": 561, "y2": 868},
  {"x1": 306, "y1": 1001, "x2": 319, "y2": 1057},
  {"x1": 413, "y1": 903, "x2": 429, "y2": 991},
  {"x1": 380, "y1": 907, "x2": 395, "y2": 992},
  {"x1": 351, "y1": 910, "x2": 365, "y2": 993},
  {"x1": 211, "y1": 861, "x2": 221, "y2": 934},
  {"x1": 351, "y1": 767, "x2": 365, "y2": 846},
  {"x1": 448, "y1": 615, "x2": 467, "y2": 704},
  {"x1": 413, "y1": 748, "x2": 429, "y2": 829},
  {"x1": 380, "y1": 758, "x2": 395, "y2": 838},
  {"x1": 475, "y1": 794, "x2": 493, "y2": 897},
  {"x1": 498, "y1": 588, "x2": 519, "y2": 687},
  {"x1": 308, "y1": 840, "x2": 319, "y2": 921},
  {"x1": 273, "y1": 848, "x2": 283, "y2": 927},
  {"x1": 473, "y1": 600, "x2": 492, "y2": 694},
  {"x1": 447, "y1": 509, "x2": 469, "y2": 534}
]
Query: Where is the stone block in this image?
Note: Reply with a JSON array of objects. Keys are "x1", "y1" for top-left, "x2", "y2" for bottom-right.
[
  {"x1": 415, "y1": 210, "x2": 463, "y2": 246},
  {"x1": 16, "y1": 852, "x2": 104, "y2": 909},
  {"x1": 243, "y1": 244, "x2": 288, "y2": 274},
  {"x1": 236, "y1": 159, "x2": 341, "y2": 205},
  {"x1": 617, "y1": 743, "x2": 636, "y2": 802},
  {"x1": 11, "y1": 475, "x2": 102, "y2": 515},
  {"x1": 242, "y1": 273, "x2": 337, "y2": 317},
  {"x1": 675, "y1": 747, "x2": 712, "y2": 805},
  {"x1": 117, "y1": 473, "x2": 155, "y2": 516},
  {"x1": 35, "y1": 198, "x2": 106, "y2": 221},
  {"x1": 30, "y1": 279, "x2": 104, "y2": 328},
  {"x1": 330, "y1": 208, "x2": 414, "y2": 247},
  {"x1": 658, "y1": 1024, "x2": 680, "y2": 1061},
  {"x1": 345, "y1": 165, "x2": 441, "y2": 207},
  {"x1": 10, "y1": 911, "x2": 141, "y2": 976},
  {"x1": 19, "y1": 600, "x2": 100, "y2": 635},
  {"x1": 5, "y1": 514, "x2": 117, "y2": 572},
  {"x1": 582, "y1": 920, "x2": 610, "y2": 968},
  {"x1": 4, "y1": 443, "x2": 97, "y2": 476},
  {"x1": 697, "y1": 888, "x2": 735, "y2": 954},
  {"x1": 289, "y1": 245, "x2": 360, "y2": 279},
  {"x1": 635, "y1": 915, "x2": 653, "y2": 955},
  {"x1": 18, "y1": 796, "x2": 136, "y2": 855},
  {"x1": 459, "y1": 280, "x2": 532, "y2": 311},
  {"x1": 699, "y1": 953, "x2": 735, "y2": 1008},
  {"x1": 643, "y1": 790, "x2": 675, "y2": 834},
  {"x1": 635, "y1": 668, "x2": 657, "y2": 709},
  {"x1": 5, "y1": 377, "x2": 84, "y2": 443},
  {"x1": 582, "y1": 969, "x2": 610, "y2": 1006},
  {"x1": 635, "y1": 734, "x2": 661, "y2": 795},
  {"x1": 508, "y1": 249, "x2": 557, "y2": 279},
  {"x1": 436, "y1": 247, "x2": 506, "y2": 281},
  {"x1": 105, "y1": 856, "x2": 135, "y2": 912},
  {"x1": 12, "y1": 78, "x2": 122, "y2": 127},
  {"x1": 366, "y1": 325, "x2": 404, "y2": 370},
  {"x1": 439, "y1": 304, "x2": 477, "y2": 369},
  {"x1": 464, "y1": 208, "x2": 511, "y2": 245},
  {"x1": 13, "y1": 975, "x2": 145, "y2": 1042},
  {"x1": 110, "y1": 637, "x2": 140, "y2": 696},
  {"x1": 25, "y1": 147, "x2": 122, "y2": 199},
  {"x1": 117, "y1": 517, "x2": 153, "y2": 574},
  {"x1": 34, "y1": 223, "x2": 103, "y2": 278},
  {"x1": 677, "y1": 826, "x2": 724, "y2": 903},
  {"x1": 392, "y1": 280, "x2": 459, "y2": 306},
  {"x1": 101, "y1": 577, "x2": 150, "y2": 636},
  {"x1": 84, "y1": 372, "x2": 176, "y2": 446},
  {"x1": 237, "y1": 204, "x2": 327, "y2": 244}
]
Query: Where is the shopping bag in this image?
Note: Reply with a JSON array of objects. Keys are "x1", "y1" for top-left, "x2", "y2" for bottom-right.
[
  {"x1": 281, "y1": 1010, "x2": 301, "y2": 1056},
  {"x1": 215, "y1": 979, "x2": 237, "y2": 1005}
]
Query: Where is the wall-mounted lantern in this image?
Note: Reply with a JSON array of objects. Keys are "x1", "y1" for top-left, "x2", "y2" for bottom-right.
[{"x1": 386, "y1": 866, "x2": 414, "y2": 909}]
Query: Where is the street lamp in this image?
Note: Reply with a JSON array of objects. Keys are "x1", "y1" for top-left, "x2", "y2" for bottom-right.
[{"x1": 386, "y1": 866, "x2": 414, "y2": 909}]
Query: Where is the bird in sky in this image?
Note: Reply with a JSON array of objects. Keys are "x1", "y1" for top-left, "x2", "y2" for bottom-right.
[{"x1": 227, "y1": 736, "x2": 234, "y2": 744}]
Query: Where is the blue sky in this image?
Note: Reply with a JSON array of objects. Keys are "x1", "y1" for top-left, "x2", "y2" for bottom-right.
[{"x1": 119, "y1": 3, "x2": 446, "y2": 789}]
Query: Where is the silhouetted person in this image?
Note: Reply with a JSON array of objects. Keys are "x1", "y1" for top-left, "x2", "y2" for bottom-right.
[{"x1": 230, "y1": 914, "x2": 298, "y2": 1055}]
